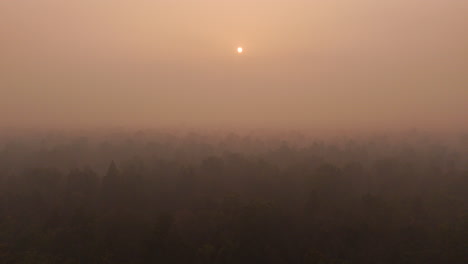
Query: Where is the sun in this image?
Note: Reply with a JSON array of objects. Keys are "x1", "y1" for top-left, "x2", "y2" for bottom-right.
[{"x1": 237, "y1": 47, "x2": 243, "y2": 54}]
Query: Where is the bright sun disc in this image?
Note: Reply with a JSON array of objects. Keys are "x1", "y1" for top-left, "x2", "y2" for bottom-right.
[{"x1": 237, "y1": 47, "x2": 243, "y2": 53}]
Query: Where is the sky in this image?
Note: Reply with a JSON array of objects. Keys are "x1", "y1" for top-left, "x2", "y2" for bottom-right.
[{"x1": 1, "y1": 0, "x2": 467, "y2": 131}]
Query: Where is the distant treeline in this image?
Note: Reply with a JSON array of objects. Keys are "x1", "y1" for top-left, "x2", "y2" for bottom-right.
[{"x1": 0, "y1": 132, "x2": 467, "y2": 263}]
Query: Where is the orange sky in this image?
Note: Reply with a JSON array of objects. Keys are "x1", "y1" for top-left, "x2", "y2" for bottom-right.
[{"x1": 1, "y1": 0, "x2": 467, "y2": 131}]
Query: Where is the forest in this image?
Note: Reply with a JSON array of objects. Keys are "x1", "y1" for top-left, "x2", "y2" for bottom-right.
[{"x1": 0, "y1": 130, "x2": 466, "y2": 263}]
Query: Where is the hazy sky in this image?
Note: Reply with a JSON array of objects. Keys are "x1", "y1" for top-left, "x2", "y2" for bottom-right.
[{"x1": 1, "y1": 0, "x2": 467, "y2": 131}]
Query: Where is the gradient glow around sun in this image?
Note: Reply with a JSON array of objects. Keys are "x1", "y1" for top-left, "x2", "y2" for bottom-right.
[{"x1": 237, "y1": 47, "x2": 243, "y2": 54}]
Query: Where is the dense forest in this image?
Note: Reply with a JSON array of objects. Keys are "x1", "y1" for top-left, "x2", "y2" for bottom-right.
[{"x1": 0, "y1": 130, "x2": 467, "y2": 264}]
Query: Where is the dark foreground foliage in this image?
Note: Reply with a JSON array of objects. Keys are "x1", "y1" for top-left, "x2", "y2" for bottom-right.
[{"x1": 0, "y1": 131, "x2": 467, "y2": 263}]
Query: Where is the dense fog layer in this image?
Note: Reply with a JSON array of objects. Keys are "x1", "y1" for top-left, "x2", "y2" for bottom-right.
[
  {"x1": 1, "y1": 1, "x2": 467, "y2": 263},
  {"x1": 0, "y1": 131, "x2": 466, "y2": 263}
]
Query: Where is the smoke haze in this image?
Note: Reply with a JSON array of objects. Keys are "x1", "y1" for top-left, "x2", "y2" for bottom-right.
[{"x1": 1, "y1": 0, "x2": 467, "y2": 131}]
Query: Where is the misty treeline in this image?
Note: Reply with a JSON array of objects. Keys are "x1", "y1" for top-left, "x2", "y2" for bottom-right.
[{"x1": 0, "y1": 131, "x2": 467, "y2": 264}]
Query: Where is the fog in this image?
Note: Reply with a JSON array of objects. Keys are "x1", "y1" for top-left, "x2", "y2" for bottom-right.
[
  {"x1": 0, "y1": 128, "x2": 467, "y2": 263},
  {"x1": 1, "y1": 0, "x2": 467, "y2": 131},
  {"x1": 1, "y1": 3, "x2": 467, "y2": 261}
]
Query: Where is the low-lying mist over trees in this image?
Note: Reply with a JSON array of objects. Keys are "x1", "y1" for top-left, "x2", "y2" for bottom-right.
[
  {"x1": 0, "y1": 130, "x2": 466, "y2": 263},
  {"x1": 1, "y1": 1, "x2": 467, "y2": 263}
]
